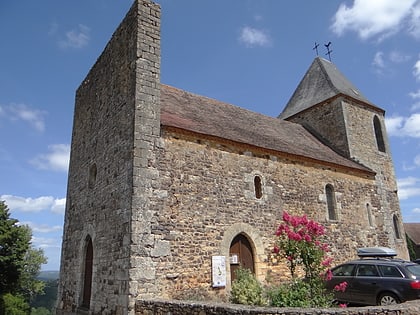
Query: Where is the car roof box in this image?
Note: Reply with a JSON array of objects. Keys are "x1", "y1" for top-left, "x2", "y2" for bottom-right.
[{"x1": 357, "y1": 247, "x2": 397, "y2": 258}]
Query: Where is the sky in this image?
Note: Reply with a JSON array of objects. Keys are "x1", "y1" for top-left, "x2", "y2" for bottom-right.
[{"x1": 1, "y1": 0, "x2": 420, "y2": 271}]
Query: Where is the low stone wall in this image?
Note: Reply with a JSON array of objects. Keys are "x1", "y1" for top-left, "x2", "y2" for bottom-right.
[{"x1": 135, "y1": 299, "x2": 420, "y2": 315}]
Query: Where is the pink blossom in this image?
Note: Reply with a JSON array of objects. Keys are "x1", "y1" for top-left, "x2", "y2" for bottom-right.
[
  {"x1": 334, "y1": 281, "x2": 348, "y2": 292},
  {"x1": 282, "y1": 211, "x2": 291, "y2": 223},
  {"x1": 325, "y1": 269, "x2": 333, "y2": 281},
  {"x1": 321, "y1": 243, "x2": 330, "y2": 252},
  {"x1": 288, "y1": 231, "x2": 302, "y2": 241},
  {"x1": 339, "y1": 304, "x2": 347, "y2": 308},
  {"x1": 322, "y1": 257, "x2": 333, "y2": 267},
  {"x1": 273, "y1": 245, "x2": 280, "y2": 254}
]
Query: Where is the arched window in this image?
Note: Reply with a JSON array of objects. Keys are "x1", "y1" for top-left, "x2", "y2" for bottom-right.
[
  {"x1": 254, "y1": 176, "x2": 262, "y2": 199},
  {"x1": 393, "y1": 214, "x2": 401, "y2": 239},
  {"x1": 326, "y1": 184, "x2": 337, "y2": 220},
  {"x1": 81, "y1": 236, "x2": 93, "y2": 309},
  {"x1": 366, "y1": 203, "x2": 373, "y2": 227},
  {"x1": 373, "y1": 116, "x2": 386, "y2": 152}
]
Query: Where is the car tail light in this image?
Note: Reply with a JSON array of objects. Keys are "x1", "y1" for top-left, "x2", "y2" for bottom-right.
[{"x1": 410, "y1": 280, "x2": 420, "y2": 289}]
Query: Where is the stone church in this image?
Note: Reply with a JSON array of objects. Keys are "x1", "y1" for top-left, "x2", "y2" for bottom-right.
[{"x1": 56, "y1": 0, "x2": 408, "y2": 314}]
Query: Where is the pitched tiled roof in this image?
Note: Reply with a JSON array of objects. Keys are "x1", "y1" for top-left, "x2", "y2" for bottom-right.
[
  {"x1": 160, "y1": 84, "x2": 373, "y2": 174},
  {"x1": 279, "y1": 57, "x2": 381, "y2": 119},
  {"x1": 404, "y1": 223, "x2": 420, "y2": 245}
]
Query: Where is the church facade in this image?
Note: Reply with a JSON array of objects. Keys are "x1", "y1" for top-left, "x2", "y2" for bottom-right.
[{"x1": 56, "y1": 1, "x2": 408, "y2": 314}]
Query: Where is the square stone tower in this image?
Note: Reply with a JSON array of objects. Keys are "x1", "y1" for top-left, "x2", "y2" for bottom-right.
[{"x1": 56, "y1": 1, "x2": 161, "y2": 313}]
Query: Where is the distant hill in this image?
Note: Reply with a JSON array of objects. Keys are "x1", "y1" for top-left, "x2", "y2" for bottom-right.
[{"x1": 38, "y1": 270, "x2": 60, "y2": 281}]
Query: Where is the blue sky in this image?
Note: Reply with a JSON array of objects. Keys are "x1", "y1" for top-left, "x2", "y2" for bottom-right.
[{"x1": 1, "y1": 0, "x2": 420, "y2": 270}]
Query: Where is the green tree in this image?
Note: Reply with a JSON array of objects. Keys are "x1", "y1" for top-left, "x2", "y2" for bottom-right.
[
  {"x1": 2, "y1": 293, "x2": 30, "y2": 315},
  {"x1": 0, "y1": 201, "x2": 31, "y2": 294},
  {"x1": 0, "y1": 200, "x2": 48, "y2": 314}
]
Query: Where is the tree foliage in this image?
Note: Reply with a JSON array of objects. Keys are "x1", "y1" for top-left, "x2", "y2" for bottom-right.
[{"x1": 0, "y1": 200, "x2": 48, "y2": 314}]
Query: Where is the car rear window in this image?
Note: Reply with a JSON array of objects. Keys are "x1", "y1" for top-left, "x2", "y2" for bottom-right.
[
  {"x1": 378, "y1": 265, "x2": 403, "y2": 277},
  {"x1": 406, "y1": 264, "x2": 420, "y2": 277},
  {"x1": 357, "y1": 264, "x2": 380, "y2": 277}
]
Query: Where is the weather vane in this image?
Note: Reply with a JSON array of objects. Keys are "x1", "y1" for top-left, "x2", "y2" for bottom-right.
[
  {"x1": 313, "y1": 42, "x2": 319, "y2": 56},
  {"x1": 325, "y1": 41, "x2": 332, "y2": 61}
]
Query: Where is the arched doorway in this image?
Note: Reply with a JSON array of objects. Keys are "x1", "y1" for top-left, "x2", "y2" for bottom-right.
[{"x1": 229, "y1": 234, "x2": 255, "y2": 281}]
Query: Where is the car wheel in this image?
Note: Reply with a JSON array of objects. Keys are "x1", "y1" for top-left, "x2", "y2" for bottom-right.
[{"x1": 377, "y1": 292, "x2": 399, "y2": 305}]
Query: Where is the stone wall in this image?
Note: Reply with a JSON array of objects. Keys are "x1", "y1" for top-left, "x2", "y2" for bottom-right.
[
  {"x1": 142, "y1": 130, "x2": 394, "y2": 299},
  {"x1": 135, "y1": 299, "x2": 420, "y2": 315}
]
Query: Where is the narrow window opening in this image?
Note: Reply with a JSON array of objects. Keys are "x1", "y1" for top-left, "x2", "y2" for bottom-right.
[
  {"x1": 366, "y1": 203, "x2": 373, "y2": 227},
  {"x1": 393, "y1": 214, "x2": 401, "y2": 239},
  {"x1": 326, "y1": 184, "x2": 337, "y2": 220},
  {"x1": 373, "y1": 116, "x2": 386, "y2": 153},
  {"x1": 254, "y1": 176, "x2": 262, "y2": 199},
  {"x1": 81, "y1": 236, "x2": 93, "y2": 309},
  {"x1": 88, "y1": 163, "x2": 97, "y2": 189}
]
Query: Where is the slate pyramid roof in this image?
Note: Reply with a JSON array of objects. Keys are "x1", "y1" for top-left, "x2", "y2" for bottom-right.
[
  {"x1": 279, "y1": 57, "x2": 380, "y2": 119},
  {"x1": 160, "y1": 84, "x2": 374, "y2": 175}
]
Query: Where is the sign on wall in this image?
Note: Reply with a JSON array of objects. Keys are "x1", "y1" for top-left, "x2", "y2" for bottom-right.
[{"x1": 211, "y1": 256, "x2": 226, "y2": 287}]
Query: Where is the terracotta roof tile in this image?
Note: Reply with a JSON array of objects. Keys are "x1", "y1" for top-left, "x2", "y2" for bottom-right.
[
  {"x1": 160, "y1": 84, "x2": 373, "y2": 174},
  {"x1": 404, "y1": 223, "x2": 420, "y2": 245}
]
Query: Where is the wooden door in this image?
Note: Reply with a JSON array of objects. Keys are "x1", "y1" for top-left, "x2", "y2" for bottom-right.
[{"x1": 229, "y1": 234, "x2": 255, "y2": 281}]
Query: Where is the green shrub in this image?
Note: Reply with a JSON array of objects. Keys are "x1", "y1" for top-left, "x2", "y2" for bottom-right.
[
  {"x1": 230, "y1": 268, "x2": 267, "y2": 306},
  {"x1": 267, "y1": 278, "x2": 333, "y2": 308}
]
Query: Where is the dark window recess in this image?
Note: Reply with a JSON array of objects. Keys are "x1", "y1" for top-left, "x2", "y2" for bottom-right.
[
  {"x1": 254, "y1": 176, "x2": 262, "y2": 199},
  {"x1": 88, "y1": 163, "x2": 97, "y2": 189},
  {"x1": 393, "y1": 214, "x2": 401, "y2": 239},
  {"x1": 374, "y1": 116, "x2": 386, "y2": 152},
  {"x1": 326, "y1": 184, "x2": 337, "y2": 220},
  {"x1": 81, "y1": 237, "x2": 93, "y2": 309}
]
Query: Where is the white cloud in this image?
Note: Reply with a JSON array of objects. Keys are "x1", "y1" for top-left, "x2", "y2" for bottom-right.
[
  {"x1": 384, "y1": 115, "x2": 404, "y2": 135},
  {"x1": 408, "y1": 3, "x2": 420, "y2": 38},
  {"x1": 1, "y1": 195, "x2": 65, "y2": 214},
  {"x1": 372, "y1": 51, "x2": 385, "y2": 68},
  {"x1": 22, "y1": 222, "x2": 62, "y2": 233},
  {"x1": 385, "y1": 113, "x2": 420, "y2": 137},
  {"x1": 331, "y1": 0, "x2": 418, "y2": 41},
  {"x1": 397, "y1": 176, "x2": 420, "y2": 199},
  {"x1": 389, "y1": 50, "x2": 411, "y2": 63},
  {"x1": 32, "y1": 236, "x2": 62, "y2": 249},
  {"x1": 239, "y1": 26, "x2": 271, "y2": 47},
  {"x1": 59, "y1": 24, "x2": 90, "y2": 49},
  {"x1": 30, "y1": 144, "x2": 70, "y2": 172},
  {"x1": 409, "y1": 89, "x2": 420, "y2": 99},
  {"x1": 51, "y1": 198, "x2": 66, "y2": 214},
  {"x1": 413, "y1": 59, "x2": 420, "y2": 81},
  {"x1": 371, "y1": 50, "x2": 411, "y2": 76},
  {"x1": 0, "y1": 103, "x2": 46, "y2": 131}
]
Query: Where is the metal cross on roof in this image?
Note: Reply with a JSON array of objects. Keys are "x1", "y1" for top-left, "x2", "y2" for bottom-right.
[
  {"x1": 325, "y1": 41, "x2": 333, "y2": 61},
  {"x1": 313, "y1": 42, "x2": 319, "y2": 56}
]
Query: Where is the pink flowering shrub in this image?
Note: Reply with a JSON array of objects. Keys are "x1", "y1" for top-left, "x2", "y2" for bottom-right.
[
  {"x1": 268, "y1": 211, "x2": 345, "y2": 307},
  {"x1": 274, "y1": 211, "x2": 331, "y2": 279}
]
